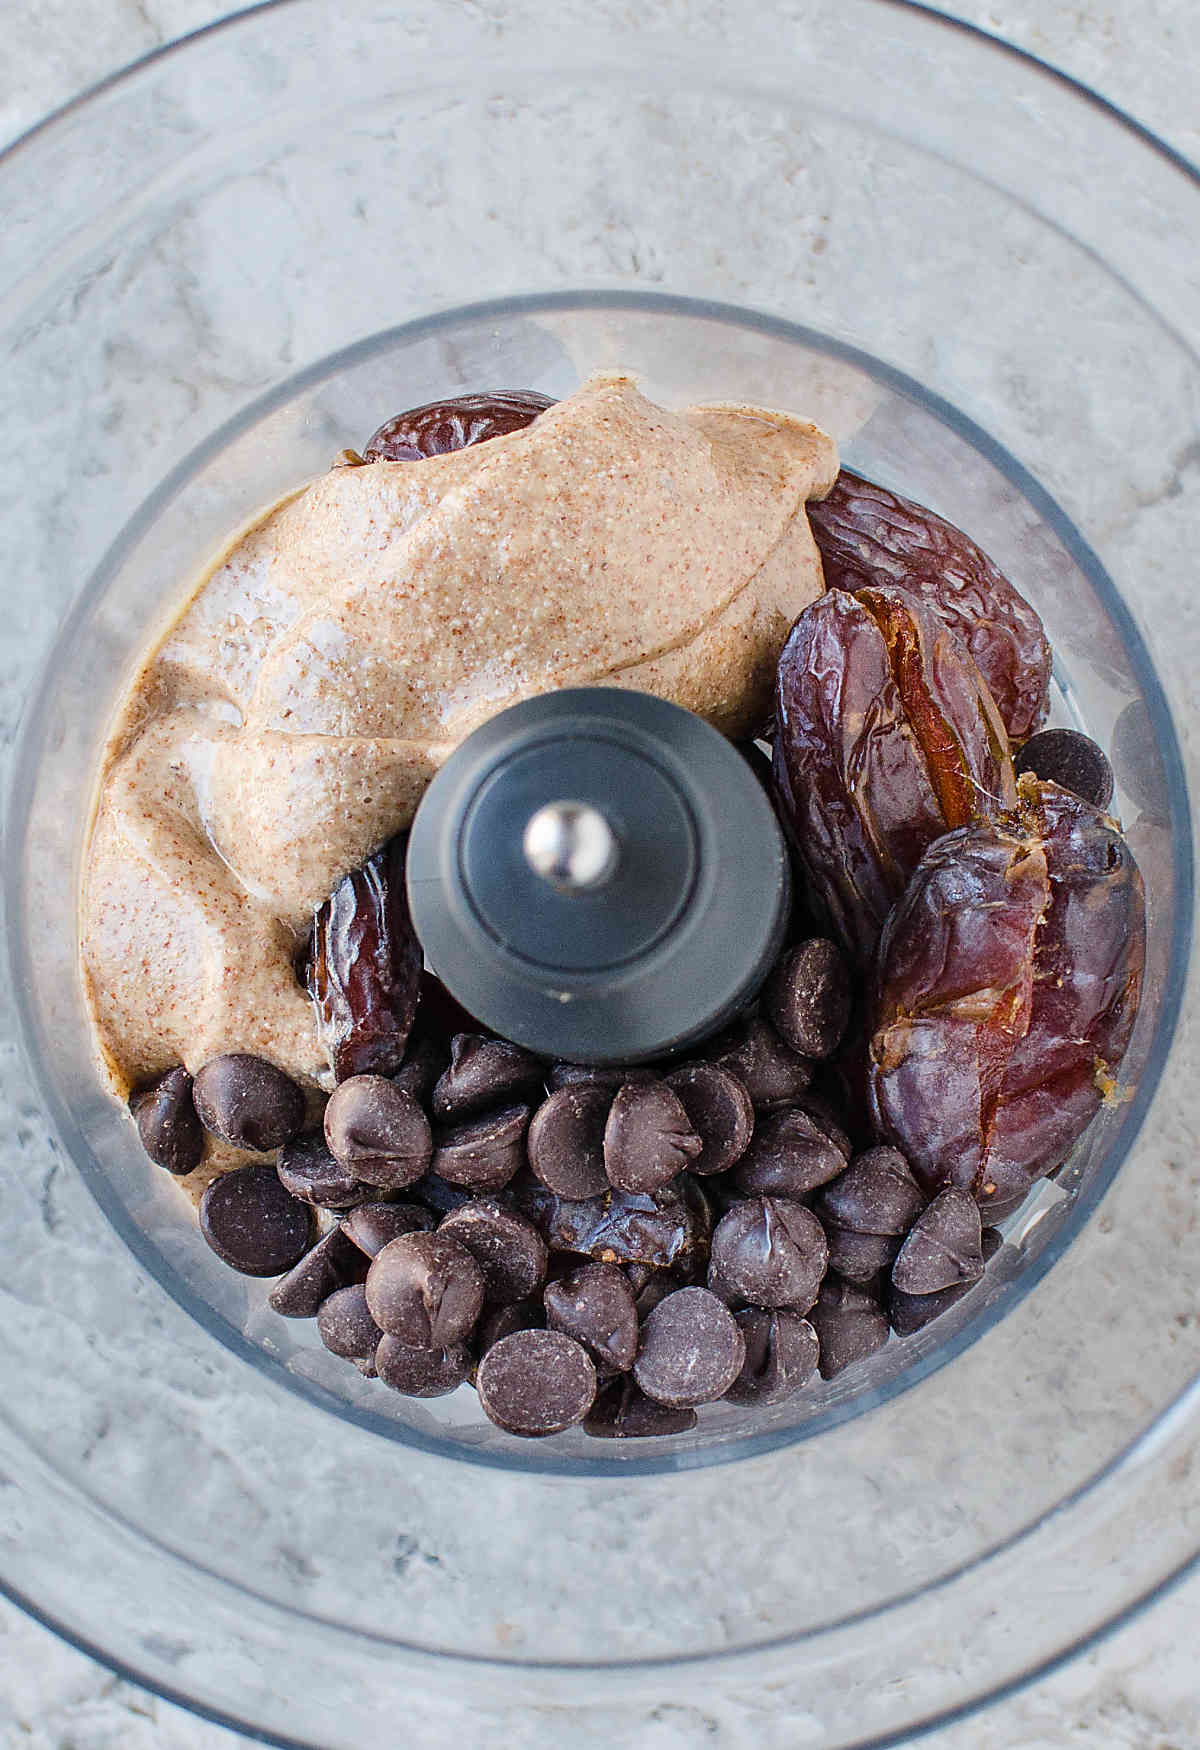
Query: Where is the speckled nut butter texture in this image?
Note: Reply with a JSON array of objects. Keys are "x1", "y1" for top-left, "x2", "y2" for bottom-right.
[{"x1": 80, "y1": 375, "x2": 837, "y2": 1095}]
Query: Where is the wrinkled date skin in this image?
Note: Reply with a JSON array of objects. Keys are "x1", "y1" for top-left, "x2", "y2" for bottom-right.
[
  {"x1": 869, "y1": 776, "x2": 1146, "y2": 1217},
  {"x1": 773, "y1": 585, "x2": 1017, "y2": 966},
  {"x1": 306, "y1": 836, "x2": 423, "y2": 1082},
  {"x1": 362, "y1": 391, "x2": 556, "y2": 462},
  {"x1": 809, "y1": 470, "x2": 1052, "y2": 742}
]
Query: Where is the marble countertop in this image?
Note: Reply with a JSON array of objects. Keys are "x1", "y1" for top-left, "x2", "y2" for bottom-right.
[{"x1": 2, "y1": 3, "x2": 1198, "y2": 1747}]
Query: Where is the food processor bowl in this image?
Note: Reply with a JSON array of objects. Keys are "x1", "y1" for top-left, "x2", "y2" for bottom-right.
[{"x1": 1, "y1": 2, "x2": 1198, "y2": 1744}]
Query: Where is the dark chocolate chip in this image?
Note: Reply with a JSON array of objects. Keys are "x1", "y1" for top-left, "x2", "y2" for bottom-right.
[
  {"x1": 583, "y1": 1376, "x2": 698, "y2": 1438},
  {"x1": 764, "y1": 939, "x2": 852, "y2": 1060},
  {"x1": 725, "y1": 1307, "x2": 820, "y2": 1404},
  {"x1": 474, "y1": 1298, "x2": 545, "y2": 1357},
  {"x1": 527, "y1": 1085, "x2": 611, "y2": 1199},
  {"x1": 624, "y1": 1262, "x2": 690, "y2": 1319},
  {"x1": 889, "y1": 1230, "x2": 1002, "y2": 1336},
  {"x1": 603, "y1": 1082, "x2": 702, "y2": 1193},
  {"x1": 733, "y1": 1106, "x2": 847, "y2": 1200},
  {"x1": 340, "y1": 1200, "x2": 435, "y2": 1258},
  {"x1": 633, "y1": 1287, "x2": 746, "y2": 1407},
  {"x1": 405, "y1": 1171, "x2": 477, "y2": 1218},
  {"x1": 476, "y1": 1329, "x2": 597, "y2": 1435},
  {"x1": 809, "y1": 1277, "x2": 890, "y2": 1379},
  {"x1": 891, "y1": 1188, "x2": 984, "y2": 1295},
  {"x1": 793, "y1": 1093, "x2": 853, "y2": 1161},
  {"x1": 277, "y1": 1130, "x2": 370, "y2": 1209},
  {"x1": 431, "y1": 1103, "x2": 531, "y2": 1190},
  {"x1": 703, "y1": 1016, "x2": 813, "y2": 1110},
  {"x1": 323, "y1": 1075, "x2": 432, "y2": 1188},
  {"x1": 1014, "y1": 728, "x2": 1114, "y2": 811},
  {"x1": 822, "y1": 1227, "x2": 899, "y2": 1285},
  {"x1": 438, "y1": 1200, "x2": 549, "y2": 1305},
  {"x1": 192, "y1": 1054, "x2": 305, "y2": 1152},
  {"x1": 317, "y1": 1283, "x2": 382, "y2": 1360},
  {"x1": 543, "y1": 1262, "x2": 638, "y2": 1373},
  {"x1": 199, "y1": 1165, "x2": 314, "y2": 1276},
  {"x1": 547, "y1": 1063, "x2": 658, "y2": 1092},
  {"x1": 708, "y1": 1196, "x2": 828, "y2": 1311},
  {"x1": 129, "y1": 1067, "x2": 204, "y2": 1175},
  {"x1": 432, "y1": 1033, "x2": 545, "y2": 1121},
  {"x1": 662, "y1": 1063, "x2": 754, "y2": 1177},
  {"x1": 376, "y1": 1334, "x2": 471, "y2": 1397},
  {"x1": 364, "y1": 1232, "x2": 484, "y2": 1346},
  {"x1": 814, "y1": 1148, "x2": 925, "y2": 1238},
  {"x1": 268, "y1": 1225, "x2": 365, "y2": 1317},
  {"x1": 390, "y1": 1031, "x2": 449, "y2": 1105}
]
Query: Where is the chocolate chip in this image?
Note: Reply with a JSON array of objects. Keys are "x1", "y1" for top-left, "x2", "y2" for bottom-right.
[
  {"x1": 192, "y1": 1054, "x2": 305, "y2": 1152},
  {"x1": 431, "y1": 1103, "x2": 531, "y2": 1190},
  {"x1": 340, "y1": 1200, "x2": 435, "y2": 1258},
  {"x1": 814, "y1": 1148, "x2": 925, "y2": 1238},
  {"x1": 406, "y1": 1171, "x2": 477, "y2": 1218},
  {"x1": 476, "y1": 1329, "x2": 597, "y2": 1435},
  {"x1": 527, "y1": 1085, "x2": 611, "y2": 1199},
  {"x1": 662, "y1": 1063, "x2": 754, "y2": 1177},
  {"x1": 1014, "y1": 728, "x2": 1114, "y2": 811},
  {"x1": 323, "y1": 1075, "x2": 432, "y2": 1188},
  {"x1": 364, "y1": 1232, "x2": 484, "y2": 1346},
  {"x1": 543, "y1": 1262, "x2": 638, "y2": 1374},
  {"x1": 732, "y1": 1106, "x2": 847, "y2": 1199},
  {"x1": 633, "y1": 1287, "x2": 746, "y2": 1407},
  {"x1": 793, "y1": 1093, "x2": 853, "y2": 1161},
  {"x1": 708, "y1": 1196, "x2": 828, "y2": 1311},
  {"x1": 823, "y1": 1228, "x2": 899, "y2": 1285},
  {"x1": 199, "y1": 1166, "x2": 314, "y2": 1276},
  {"x1": 317, "y1": 1283, "x2": 382, "y2": 1360},
  {"x1": 268, "y1": 1226, "x2": 365, "y2": 1317},
  {"x1": 129, "y1": 1067, "x2": 204, "y2": 1175},
  {"x1": 764, "y1": 939, "x2": 852, "y2": 1060},
  {"x1": 389, "y1": 1031, "x2": 449, "y2": 1105},
  {"x1": 889, "y1": 1230, "x2": 1002, "y2": 1336},
  {"x1": 624, "y1": 1262, "x2": 690, "y2": 1319},
  {"x1": 548, "y1": 1063, "x2": 659, "y2": 1092},
  {"x1": 725, "y1": 1308, "x2": 820, "y2": 1404},
  {"x1": 603, "y1": 1082, "x2": 702, "y2": 1193},
  {"x1": 474, "y1": 1298, "x2": 545, "y2": 1357},
  {"x1": 703, "y1": 1016, "x2": 813, "y2": 1110},
  {"x1": 891, "y1": 1188, "x2": 984, "y2": 1295},
  {"x1": 277, "y1": 1130, "x2": 370, "y2": 1209},
  {"x1": 376, "y1": 1335, "x2": 471, "y2": 1397},
  {"x1": 809, "y1": 1277, "x2": 890, "y2": 1379},
  {"x1": 432, "y1": 1034, "x2": 545, "y2": 1121},
  {"x1": 438, "y1": 1200, "x2": 549, "y2": 1305},
  {"x1": 583, "y1": 1376, "x2": 698, "y2": 1438}
]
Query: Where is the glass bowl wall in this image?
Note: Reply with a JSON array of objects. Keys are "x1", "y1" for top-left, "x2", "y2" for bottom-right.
[{"x1": 1, "y1": 3, "x2": 1198, "y2": 1746}]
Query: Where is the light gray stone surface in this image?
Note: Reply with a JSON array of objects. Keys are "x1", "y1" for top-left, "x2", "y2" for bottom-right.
[{"x1": 1, "y1": 3, "x2": 1198, "y2": 1747}]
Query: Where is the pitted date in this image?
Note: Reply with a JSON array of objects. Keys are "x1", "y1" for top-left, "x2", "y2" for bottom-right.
[
  {"x1": 809, "y1": 470, "x2": 1051, "y2": 742},
  {"x1": 773, "y1": 585, "x2": 1016, "y2": 966},
  {"x1": 362, "y1": 391, "x2": 555, "y2": 462},
  {"x1": 509, "y1": 1173, "x2": 712, "y2": 1277},
  {"x1": 869, "y1": 776, "x2": 1145, "y2": 1216},
  {"x1": 306, "y1": 836, "x2": 423, "y2": 1082}
]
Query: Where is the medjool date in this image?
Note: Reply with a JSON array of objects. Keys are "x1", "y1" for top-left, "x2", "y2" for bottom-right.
[
  {"x1": 306, "y1": 836, "x2": 423, "y2": 1082},
  {"x1": 773, "y1": 586, "x2": 1016, "y2": 966},
  {"x1": 362, "y1": 391, "x2": 554, "y2": 461},
  {"x1": 809, "y1": 469, "x2": 1051, "y2": 742},
  {"x1": 869, "y1": 777, "x2": 1145, "y2": 1217}
]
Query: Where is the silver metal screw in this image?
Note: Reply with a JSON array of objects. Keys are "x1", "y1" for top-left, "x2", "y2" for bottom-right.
[{"x1": 522, "y1": 801, "x2": 620, "y2": 892}]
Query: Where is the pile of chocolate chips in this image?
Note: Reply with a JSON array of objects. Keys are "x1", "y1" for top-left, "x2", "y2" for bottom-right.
[{"x1": 131, "y1": 931, "x2": 1006, "y2": 1439}]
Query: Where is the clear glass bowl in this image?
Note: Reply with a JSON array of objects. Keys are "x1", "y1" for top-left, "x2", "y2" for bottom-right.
[{"x1": 2, "y1": 2, "x2": 1198, "y2": 1744}]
